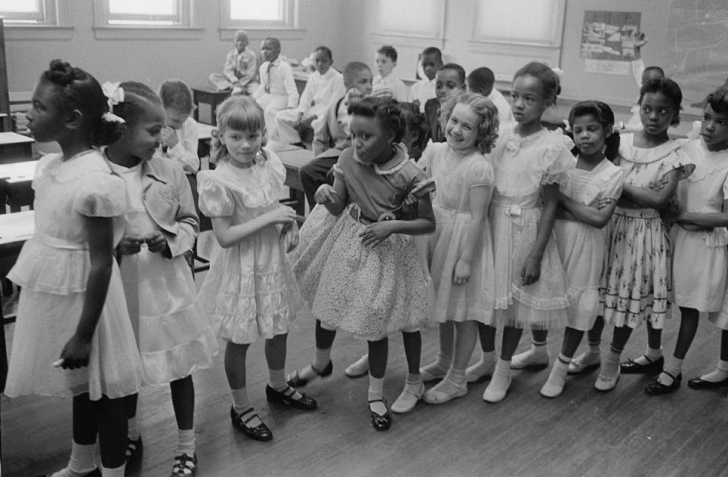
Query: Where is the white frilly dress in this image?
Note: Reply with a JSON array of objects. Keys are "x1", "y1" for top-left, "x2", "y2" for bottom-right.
[
  {"x1": 419, "y1": 142, "x2": 495, "y2": 324},
  {"x1": 554, "y1": 159, "x2": 624, "y2": 331},
  {"x1": 489, "y1": 127, "x2": 575, "y2": 330},
  {"x1": 196, "y1": 150, "x2": 305, "y2": 344},
  {"x1": 5, "y1": 151, "x2": 143, "y2": 400}
]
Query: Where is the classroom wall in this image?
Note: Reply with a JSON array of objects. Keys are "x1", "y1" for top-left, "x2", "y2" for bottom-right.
[
  {"x1": 4, "y1": 0, "x2": 344, "y2": 93},
  {"x1": 339, "y1": 0, "x2": 677, "y2": 111}
]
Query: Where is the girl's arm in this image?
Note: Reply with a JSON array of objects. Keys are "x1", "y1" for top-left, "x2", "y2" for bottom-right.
[
  {"x1": 620, "y1": 169, "x2": 680, "y2": 209},
  {"x1": 453, "y1": 185, "x2": 493, "y2": 285},
  {"x1": 522, "y1": 183, "x2": 559, "y2": 286},
  {"x1": 360, "y1": 193, "x2": 436, "y2": 248},
  {"x1": 674, "y1": 199, "x2": 728, "y2": 228},
  {"x1": 212, "y1": 205, "x2": 296, "y2": 248},
  {"x1": 560, "y1": 193, "x2": 619, "y2": 229},
  {"x1": 315, "y1": 172, "x2": 348, "y2": 216},
  {"x1": 60, "y1": 216, "x2": 115, "y2": 369},
  {"x1": 555, "y1": 202, "x2": 578, "y2": 222}
]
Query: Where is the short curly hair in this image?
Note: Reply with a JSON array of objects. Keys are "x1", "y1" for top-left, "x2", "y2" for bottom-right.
[
  {"x1": 639, "y1": 77, "x2": 683, "y2": 127},
  {"x1": 444, "y1": 92, "x2": 499, "y2": 154}
]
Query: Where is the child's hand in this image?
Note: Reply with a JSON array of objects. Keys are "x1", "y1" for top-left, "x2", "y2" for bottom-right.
[
  {"x1": 299, "y1": 115, "x2": 316, "y2": 129},
  {"x1": 58, "y1": 334, "x2": 92, "y2": 369},
  {"x1": 161, "y1": 127, "x2": 179, "y2": 149},
  {"x1": 631, "y1": 30, "x2": 648, "y2": 49},
  {"x1": 520, "y1": 255, "x2": 542, "y2": 286},
  {"x1": 402, "y1": 192, "x2": 418, "y2": 207},
  {"x1": 282, "y1": 221, "x2": 299, "y2": 252},
  {"x1": 268, "y1": 205, "x2": 297, "y2": 225},
  {"x1": 119, "y1": 235, "x2": 144, "y2": 255},
  {"x1": 143, "y1": 231, "x2": 168, "y2": 254},
  {"x1": 314, "y1": 184, "x2": 338, "y2": 204},
  {"x1": 652, "y1": 176, "x2": 669, "y2": 191},
  {"x1": 359, "y1": 221, "x2": 394, "y2": 248},
  {"x1": 453, "y1": 259, "x2": 471, "y2": 285},
  {"x1": 595, "y1": 197, "x2": 615, "y2": 210}
]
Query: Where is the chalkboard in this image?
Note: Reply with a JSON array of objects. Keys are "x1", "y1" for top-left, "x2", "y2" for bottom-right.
[{"x1": 664, "y1": 0, "x2": 728, "y2": 111}]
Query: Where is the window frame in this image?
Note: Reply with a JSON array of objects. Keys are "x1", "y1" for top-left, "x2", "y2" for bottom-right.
[
  {"x1": 0, "y1": 0, "x2": 72, "y2": 40},
  {"x1": 92, "y1": 0, "x2": 203, "y2": 40},
  {"x1": 218, "y1": 0, "x2": 305, "y2": 41}
]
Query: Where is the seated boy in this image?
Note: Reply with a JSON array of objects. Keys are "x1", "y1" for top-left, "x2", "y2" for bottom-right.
[
  {"x1": 372, "y1": 45, "x2": 408, "y2": 102},
  {"x1": 276, "y1": 46, "x2": 345, "y2": 145},
  {"x1": 299, "y1": 61, "x2": 373, "y2": 208},
  {"x1": 408, "y1": 47, "x2": 442, "y2": 113},
  {"x1": 209, "y1": 30, "x2": 259, "y2": 95},
  {"x1": 424, "y1": 63, "x2": 466, "y2": 143},
  {"x1": 467, "y1": 67, "x2": 515, "y2": 128},
  {"x1": 156, "y1": 79, "x2": 200, "y2": 174},
  {"x1": 252, "y1": 37, "x2": 299, "y2": 141}
]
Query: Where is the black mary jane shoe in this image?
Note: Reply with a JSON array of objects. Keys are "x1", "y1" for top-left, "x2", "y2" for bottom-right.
[
  {"x1": 369, "y1": 399, "x2": 392, "y2": 432},
  {"x1": 687, "y1": 376, "x2": 728, "y2": 390},
  {"x1": 645, "y1": 371, "x2": 682, "y2": 396},
  {"x1": 39, "y1": 469, "x2": 101, "y2": 477},
  {"x1": 286, "y1": 361, "x2": 333, "y2": 387},
  {"x1": 621, "y1": 355, "x2": 664, "y2": 374},
  {"x1": 230, "y1": 407, "x2": 273, "y2": 442},
  {"x1": 266, "y1": 385, "x2": 318, "y2": 411}
]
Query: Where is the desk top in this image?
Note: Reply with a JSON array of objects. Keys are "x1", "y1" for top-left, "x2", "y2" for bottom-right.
[
  {"x1": 0, "y1": 160, "x2": 37, "y2": 181},
  {"x1": 275, "y1": 147, "x2": 314, "y2": 169},
  {"x1": 0, "y1": 210, "x2": 34, "y2": 247},
  {"x1": 0, "y1": 132, "x2": 34, "y2": 146},
  {"x1": 198, "y1": 123, "x2": 215, "y2": 141}
]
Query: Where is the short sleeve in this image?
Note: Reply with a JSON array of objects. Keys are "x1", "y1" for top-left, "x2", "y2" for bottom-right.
[
  {"x1": 74, "y1": 173, "x2": 127, "y2": 217},
  {"x1": 603, "y1": 166, "x2": 625, "y2": 200},
  {"x1": 417, "y1": 143, "x2": 434, "y2": 177},
  {"x1": 722, "y1": 172, "x2": 728, "y2": 199},
  {"x1": 467, "y1": 155, "x2": 495, "y2": 189},
  {"x1": 197, "y1": 171, "x2": 235, "y2": 217},
  {"x1": 665, "y1": 147, "x2": 696, "y2": 181},
  {"x1": 540, "y1": 141, "x2": 576, "y2": 186}
]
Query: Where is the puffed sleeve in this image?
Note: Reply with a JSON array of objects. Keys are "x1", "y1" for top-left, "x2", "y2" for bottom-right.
[
  {"x1": 603, "y1": 166, "x2": 625, "y2": 200},
  {"x1": 417, "y1": 142, "x2": 434, "y2": 176},
  {"x1": 264, "y1": 148, "x2": 287, "y2": 186},
  {"x1": 406, "y1": 160, "x2": 436, "y2": 199},
  {"x1": 197, "y1": 171, "x2": 235, "y2": 217},
  {"x1": 665, "y1": 146, "x2": 695, "y2": 181},
  {"x1": 74, "y1": 173, "x2": 127, "y2": 217},
  {"x1": 467, "y1": 154, "x2": 495, "y2": 189}
]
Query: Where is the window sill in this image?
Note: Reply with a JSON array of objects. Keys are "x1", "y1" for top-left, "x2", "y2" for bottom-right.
[
  {"x1": 468, "y1": 38, "x2": 561, "y2": 65},
  {"x1": 93, "y1": 26, "x2": 205, "y2": 41},
  {"x1": 4, "y1": 25, "x2": 74, "y2": 41},
  {"x1": 218, "y1": 27, "x2": 306, "y2": 42},
  {"x1": 372, "y1": 32, "x2": 444, "y2": 50}
]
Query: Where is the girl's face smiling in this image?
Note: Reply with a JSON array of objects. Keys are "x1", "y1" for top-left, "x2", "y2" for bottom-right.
[
  {"x1": 125, "y1": 104, "x2": 164, "y2": 162},
  {"x1": 510, "y1": 75, "x2": 549, "y2": 130},
  {"x1": 701, "y1": 105, "x2": 728, "y2": 152},
  {"x1": 572, "y1": 113, "x2": 610, "y2": 159},
  {"x1": 446, "y1": 103, "x2": 479, "y2": 153},
  {"x1": 350, "y1": 115, "x2": 393, "y2": 164},
  {"x1": 27, "y1": 81, "x2": 68, "y2": 143},
  {"x1": 221, "y1": 127, "x2": 264, "y2": 167},
  {"x1": 639, "y1": 91, "x2": 677, "y2": 137}
]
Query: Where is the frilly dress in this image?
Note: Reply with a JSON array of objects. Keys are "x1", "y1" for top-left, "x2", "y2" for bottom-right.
[
  {"x1": 419, "y1": 142, "x2": 495, "y2": 323},
  {"x1": 489, "y1": 127, "x2": 575, "y2": 329},
  {"x1": 667, "y1": 139, "x2": 728, "y2": 324},
  {"x1": 555, "y1": 159, "x2": 624, "y2": 331},
  {"x1": 5, "y1": 151, "x2": 143, "y2": 400},
  {"x1": 601, "y1": 134, "x2": 694, "y2": 329},
  {"x1": 110, "y1": 161, "x2": 218, "y2": 385},
  {"x1": 293, "y1": 145, "x2": 434, "y2": 338},
  {"x1": 196, "y1": 149, "x2": 305, "y2": 344}
]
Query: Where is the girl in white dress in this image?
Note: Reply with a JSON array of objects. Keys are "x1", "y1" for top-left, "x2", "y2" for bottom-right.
[
  {"x1": 596, "y1": 78, "x2": 694, "y2": 392},
  {"x1": 646, "y1": 86, "x2": 728, "y2": 394},
  {"x1": 415, "y1": 93, "x2": 498, "y2": 404},
  {"x1": 104, "y1": 81, "x2": 218, "y2": 477},
  {"x1": 540, "y1": 101, "x2": 625, "y2": 398},
  {"x1": 482, "y1": 62, "x2": 575, "y2": 403},
  {"x1": 5, "y1": 61, "x2": 142, "y2": 477},
  {"x1": 197, "y1": 96, "x2": 316, "y2": 443}
]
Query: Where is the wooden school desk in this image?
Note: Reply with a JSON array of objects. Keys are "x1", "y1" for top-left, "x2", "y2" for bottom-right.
[
  {"x1": 0, "y1": 160, "x2": 36, "y2": 213},
  {"x1": 0, "y1": 132, "x2": 34, "y2": 164}
]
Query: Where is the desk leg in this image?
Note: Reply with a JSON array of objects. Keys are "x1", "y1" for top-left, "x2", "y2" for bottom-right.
[
  {"x1": 1, "y1": 296, "x2": 7, "y2": 393},
  {"x1": 289, "y1": 189, "x2": 305, "y2": 217}
]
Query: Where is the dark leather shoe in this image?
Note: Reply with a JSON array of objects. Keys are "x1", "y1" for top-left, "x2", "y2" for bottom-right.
[
  {"x1": 645, "y1": 371, "x2": 681, "y2": 395},
  {"x1": 266, "y1": 385, "x2": 318, "y2": 410},
  {"x1": 687, "y1": 376, "x2": 728, "y2": 390},
  {"x1": 369, "y1": 399, "x2": 392, "y2": 431},
  {"x1": 621, "y1": 356, "x2": 664, "y2": 374},
  {"x1": 230, "y1": 407, "x2": 273, "y2": 441},
  {"x1": 286, "y1": 360, "x2": 333, "y2": 387}
]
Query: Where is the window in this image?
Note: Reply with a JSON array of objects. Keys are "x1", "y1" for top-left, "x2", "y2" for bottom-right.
[
  {"x1": 93, "y1": 0, "x2": 201, "y2": 40},
  {"x1": 0, "y1": 0, "x2": 59, "y2": 26},
  {"x1": 219, "y1": 0, "x2": 303, "y2": 41},
  {"x1": 375, "y1": 0, "x2": 444, "y2": 38}
]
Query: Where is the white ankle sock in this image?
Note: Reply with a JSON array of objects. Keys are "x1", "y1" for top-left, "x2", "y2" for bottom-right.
[
  {"x1": 702, "y1": 360, "x2": 728, "y2": 382},
  {"x1": 313, "y1": 348, "x2": 332, "y2": 371},
  {"x1": 603, "y1": 348, "x2": 622, "y2": 377},
  {"x1": 268, "y1": 367, "x2": 287, "y2": 391},
  {"x1": 588, "y1": 340, "x2": 601, "y2": 354},
  {"x1": 176, "y1": 428, "x2": 195, "y2": 457},
  {"x1": 645, "y1": 347, "x2": 663, "y2": 361},
  {"x1": 231, "y1": 387, "x2": 251, "y2": 415},
  {"x1": 405, "y1": 372, "x2": 422, "y2": 385},
  {"x1": 368, "y1": 375, "x2": 387, "y2": 415},
  {"x1": 100, "y1": 463, "x2": 125, "y2": 477},
  {"x1": 127, "y1": 416, "x2": 140, "y2": 440},
  {"x1": 51, "y1": 442, "x2": 97, "y2": 477}
]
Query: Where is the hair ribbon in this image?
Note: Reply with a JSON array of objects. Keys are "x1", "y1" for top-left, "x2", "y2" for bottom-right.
[{"x1": 102, "y1": 81, "x2": 125, "y2": 112}]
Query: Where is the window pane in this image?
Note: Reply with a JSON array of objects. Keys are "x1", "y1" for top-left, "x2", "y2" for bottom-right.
[
  {"x1": 109, "y1": 0, "x2": 176, "y2": 16},
  {"x1": 230, "y1": 0, "x2": 281, "y2": 21},
  {"x1": 0, "y1": 0, "x2": 40, "y2": 13},
  {"x1": 477, "y1": 0, "x2": 559, "y2": 43},
  {"x1": 378, "y1": 0, "x2": 439, "y2": 35}
]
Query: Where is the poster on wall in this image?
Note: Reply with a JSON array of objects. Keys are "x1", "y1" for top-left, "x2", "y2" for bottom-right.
[{"x1": 581, "y1": 10, "x2": 641, "y2": 75}]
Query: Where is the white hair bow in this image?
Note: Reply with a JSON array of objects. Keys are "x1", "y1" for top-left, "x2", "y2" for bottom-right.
[
  {"x1": 551, "y1": 67, "x2": 565, "y2": 80},
  {"x1": 102, "y1": 81, "x2": 125, "y2": 111}
]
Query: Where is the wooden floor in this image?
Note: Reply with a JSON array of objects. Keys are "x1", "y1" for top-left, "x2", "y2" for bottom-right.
[{"x1": 4, "y1": 309, "x2": 728, "y2": 477}]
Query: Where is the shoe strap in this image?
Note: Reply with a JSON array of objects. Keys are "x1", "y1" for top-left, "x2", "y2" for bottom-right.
[{"x1": 173, "y1": 453, "x2": 197, "y2": 475}]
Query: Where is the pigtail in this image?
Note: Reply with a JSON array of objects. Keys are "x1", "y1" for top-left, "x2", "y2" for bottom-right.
[
  {"x1": 604, "y1": 130, "x2": 621, "y2": 162},
  {"x1": 209, "y1": 128, "x2": 224, "y2": 165}
]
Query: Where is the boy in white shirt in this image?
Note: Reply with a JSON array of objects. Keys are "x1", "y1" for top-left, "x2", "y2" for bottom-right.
[
  {"x1": 209, "y1": 30, "x2": 259, "y2": 95},
  {"x1": 156, "y1": 79, "x2": 200, "y2": 174},
  {"x1": 467, "y1": 67, "x2": 515, "y2": 128},
  {"x1": 372, "y1": 45, "x2": 408, "y2": 102},
  {"x1": 408, "y1": 47, "x2": 442, "y2": 113},
  {"x1": 276, "y1": 46, "x2": 345, "y2": 145},
  {"x1": 252, "y1": 37, "x2": 299, "y2": 141}
]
